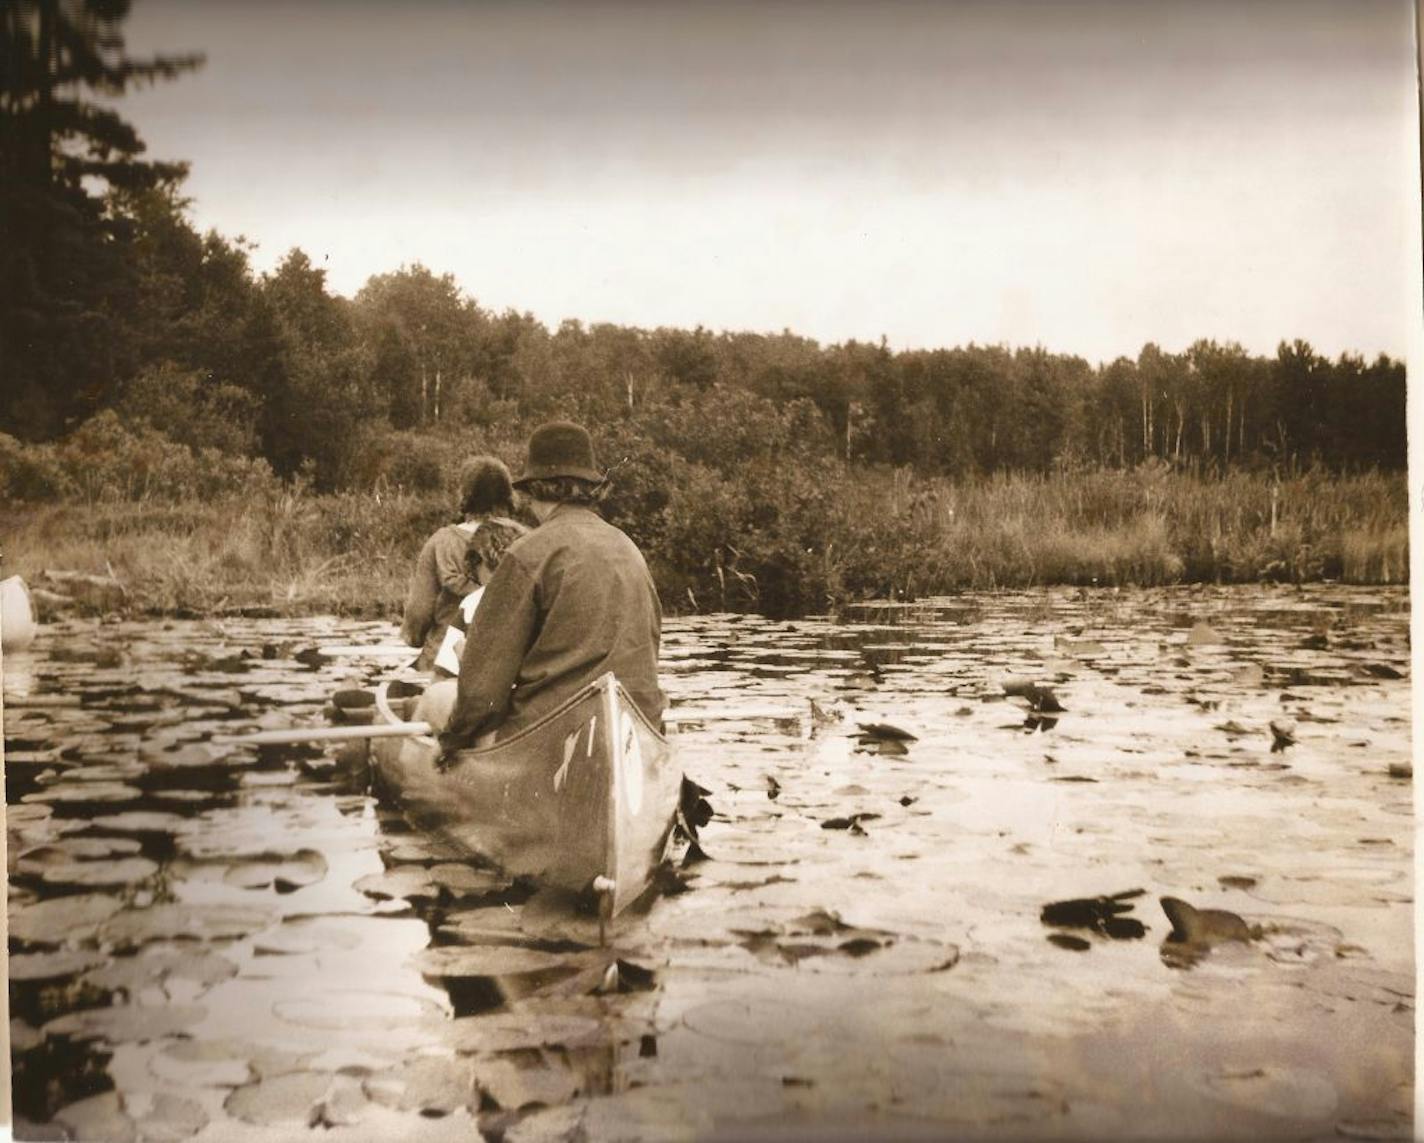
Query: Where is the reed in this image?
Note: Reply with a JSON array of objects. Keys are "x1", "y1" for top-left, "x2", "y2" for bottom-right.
[{"x1": 3, "y1": 466, "x2": 1408, "y2": 619}]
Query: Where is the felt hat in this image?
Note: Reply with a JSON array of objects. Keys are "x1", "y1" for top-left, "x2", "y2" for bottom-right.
[{"x1": 513, "y1": 421, "x2": 604, "y2": 486}]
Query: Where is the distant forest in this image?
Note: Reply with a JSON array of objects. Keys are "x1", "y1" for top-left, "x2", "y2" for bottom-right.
[{"x1": 0, "y1": 2, "x2": 1407, "y2": 495}]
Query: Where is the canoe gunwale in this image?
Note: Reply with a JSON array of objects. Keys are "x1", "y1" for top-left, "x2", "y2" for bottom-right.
[{"x1": 373, "y1": 671, "x2": 666, "y2": 772}]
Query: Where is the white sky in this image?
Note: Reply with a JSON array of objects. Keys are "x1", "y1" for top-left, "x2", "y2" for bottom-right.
[{"x1": 122, "y1": 0, "x2": 1420, "y2": 364}]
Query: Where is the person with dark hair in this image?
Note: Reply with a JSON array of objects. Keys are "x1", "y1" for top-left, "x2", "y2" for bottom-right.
[
  {"x1": 436, "y1": 421, "x2": 665, "y2": 751},
  {"x1": 430, "y1": 517, "x2": 529, "y2": 679},
  {"x1": 400, "y1": 455, "x2": 517, "y2": 671}
]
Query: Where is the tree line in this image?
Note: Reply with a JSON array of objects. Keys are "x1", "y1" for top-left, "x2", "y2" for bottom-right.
[{"x1": 2, "y1": 1, "x2": 1407, "y2": 494}]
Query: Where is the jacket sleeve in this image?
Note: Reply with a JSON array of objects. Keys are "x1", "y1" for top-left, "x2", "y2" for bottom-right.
[
  {"x1": 439, "y1": 557, "x2": 539, "y2": 752},
  {"x1": 433, "y1": 528, "x2": 478, "y2": 597},
  {"x1": 399, "y1": 538, "x2": 438, "y2": 649}
]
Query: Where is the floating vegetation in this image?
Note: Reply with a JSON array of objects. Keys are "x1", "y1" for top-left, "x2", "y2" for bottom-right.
[{"x1": 3, "y1": 592, "x2": 1411, "y2": 1138}]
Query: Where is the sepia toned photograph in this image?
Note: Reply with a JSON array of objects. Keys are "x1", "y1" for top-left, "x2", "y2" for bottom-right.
[{"x1": 1, "y1": 1, "x2": 1417, "y2": 1139}]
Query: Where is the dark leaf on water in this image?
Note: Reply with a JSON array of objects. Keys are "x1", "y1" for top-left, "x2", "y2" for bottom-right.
[
  {"x1": 838, "y1": 938, "x2": 884, "y2": 957},
  {"x1": 1002, "y1": 679, "x2": 1067, "y2": 713},
  {"x1": 854, "y1": 722, "x2": 919, "y2": 742},
  {"x1": 1048, "y1": 933, "x2": 1092, "y2": 951},
  {"x1": 821, "y1": 813, "x2": 881, "y2": 830},
  {"x1": 765, "y1": 775, "x2": 781, "y2": 800},
  {"x1": 1041, "y1": 892, "x2": 1142, "y2": 937},
  {"x1": 1360, "y1": 663, "x2": 1404, "y2": 680},
  {"x1": 788, "y1": 909, "x2": 853, "y2": 936},
  {"x1": 1101, "y1": 916, "x2": 1147, "y2": 940}
]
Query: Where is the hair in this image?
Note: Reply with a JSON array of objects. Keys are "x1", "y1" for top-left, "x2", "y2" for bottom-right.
[
  {"x1": 464, "y1": 517, "x2": 529, "y2": 579},
  {"x1": 457, "y1": 456, "x2": 515, "y2": 519},
  {"x1": 518, "y1": 475, "x2": 609, "y2": 508}
]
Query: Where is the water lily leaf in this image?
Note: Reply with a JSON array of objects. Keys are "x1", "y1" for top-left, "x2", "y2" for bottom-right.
[
  {"x1": 447, "y1": 1012, "x2": 605, "y2": 1054},
  {"x1": 353, "y1": 867, "x2": 438, "y2": 903},
  {"x1": 363, "y1": 1056, "x2": 479, "y2": 1113},
  {"x1": 32, "y1": 856, "x2": 160, "y2": 891},
  {"x1": 253, "y1": 916, "x2": 367, "y2": 956},
  {"x1": 149, "y1": 1040, "x2": 254, "y2": 1089},
  {"x1": 221, "y1": 848, "x2": 328, "y2": 891},
  {"x1": 224, "y1": 1071, "x2": 336, "y2": 1126},
  {"x1": 129, "y1": 1093, "x2": 209, "y2": 1142},
  {"x1": 54, "y1": 1091, "x2": 138, "y2": 1142},
  {"x1": 1187, "y1": 622, "x2": 1224, "y2": 646},
  {"x1": 24, "y1": 781, "x2": 143, "y2": 805},
  {"x1": 88, "y1": 810, "x2": 192, "y2": 834},
  {"x1": 45, "y1": 1003, "x2": 207, "y2": 1043},
  {"x1": 98, "y1": 903, "x2": 277, "y2": 950},
  {"x1": 428, "y1": 861, "x2": 516, "y2": 900},
  {"x1": 413, "y1": 945, "x2": 578, "y2": 980},
  {"x1": 85, "y1": 946, "x2": 239, "y2": 996},
  {"x1": 18, "y1": 835, "x2": 143, "y2": 868},
  {"x1": 272, "y1": 990, "x2": 443, "y2": 1032},
  {"x1": 11, "y1": 1018, "x2": 43, "y2": 1054},
  {"x1": 9, "y1": 948, "x2": 108, "y2": 983},
  {"x1": 472, "y1": 1057, "x2": 580, "y2": 1111},
  {"x1": 10, "y1": 894, "x2": 125, "y2": 946}
]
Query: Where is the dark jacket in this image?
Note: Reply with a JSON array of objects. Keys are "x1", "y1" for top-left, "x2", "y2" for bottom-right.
[
  {"x1": 439, "y1": 504, "x2": 664, "y2": 750},
  {"x1": 400, "y1": 523, "x2": 480, "y2": 670}
]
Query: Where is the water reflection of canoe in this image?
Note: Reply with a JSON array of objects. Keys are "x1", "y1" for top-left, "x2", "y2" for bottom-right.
[{"x1": 371, "y1": 673, "x2": 680, "y2": 918}]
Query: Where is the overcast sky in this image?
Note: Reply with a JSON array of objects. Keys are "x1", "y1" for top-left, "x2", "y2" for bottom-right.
[{"x1": 123, "y1": 0, "x2": 1419, "y2": 364}]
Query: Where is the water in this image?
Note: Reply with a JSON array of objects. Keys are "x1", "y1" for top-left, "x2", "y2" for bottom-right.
[{"x1": 5, "y1": 585, "x2": 1413, "y2": 1140}]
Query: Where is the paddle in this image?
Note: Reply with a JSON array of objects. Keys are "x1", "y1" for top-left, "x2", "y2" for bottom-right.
[
  {"x1": 211, "y1": 722, "x2": 433, "y2": 746},
  {"x1": 211, "y1": 704, "x2": 804, "y2": 746},
  {"x1": 317, "y1": 644, "x2": 416, "y2": 657}
]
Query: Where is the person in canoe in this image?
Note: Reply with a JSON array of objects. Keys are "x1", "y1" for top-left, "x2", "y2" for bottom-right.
[
  {"x1": 431, "y1": 420, "x2": 667, "y2": 753},
  {"x1": 399, "y1": 455, "x2": 518, "y2": 672},
  {"x1": 430, "y1": 517, "x2": 529, "y2": 679}
]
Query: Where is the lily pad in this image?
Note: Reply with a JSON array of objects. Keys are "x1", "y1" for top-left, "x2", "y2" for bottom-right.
[
  {"x1": 447, "y1": 1012, "x2": 605, "y2": 1053},
  {"x1": 18, "y1": 837, "x2": 143, "y2": 866},
  {"x1": 272, "y1": 989, "x2": 443, "y2": 1032},
  {"x1": 9, "y1": 948, "x2": 108, "y2": 983},
  {"x1": 45, "y1": 1002, "x2": 207, "y2": 1043},
  {"x1": 363, "y1": 1056, "x2": 479, "y2": 1113},
  {"x1": 149, "y1": 1041, "x2": 255, "y2": 1089},
  {"x1": 24, "y1": 781, "x2": 143, "y2": 805},
  {"x1": 224, "y1": 1071, "x2": 340, "y2": 1126},
  {"x1": 10, "y1": 894, "x2": 125, "y2": 946},
  {"x1": 84, "y1": 946, "x2": 239, "y2": 996},
  {"x1": 221, "y1": 848, "x2": 328, "y2": 891},
  {"x1": 98, "y1": 903, "x2": 277, "y2": 950},
  {"x1": 31, "y1": 856, "x2": 160, "y2": 891},
  {"x1": 88, "y1": 811, "x2": 192, "y2": 834},
  {"x1": 413, "y1": 945, "x2": 582, "y2": 980},
  {"x1": 472, "y1": 1057, "x2": 580, "y2": 1111},
  {"x1": 11, "y1": 1018, "x2": 43, "y2": 1054},
  {"x1": 53, "y1": 1092, "x2": 137, "y2": 1143}
]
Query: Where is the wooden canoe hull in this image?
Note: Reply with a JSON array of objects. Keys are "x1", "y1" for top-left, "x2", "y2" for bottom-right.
[{"x1": 372, "y1": 673, "x2": 678, "y2": 916}]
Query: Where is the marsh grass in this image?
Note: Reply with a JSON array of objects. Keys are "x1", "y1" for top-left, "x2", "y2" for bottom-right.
[{"x1": 4, "y1": 467, "x2": 1408, "y2": 618}]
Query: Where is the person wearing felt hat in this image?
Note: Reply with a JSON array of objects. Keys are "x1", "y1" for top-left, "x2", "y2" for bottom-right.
[{"x1": 435, "y1": 420, "x2": 666, "y2": 752}]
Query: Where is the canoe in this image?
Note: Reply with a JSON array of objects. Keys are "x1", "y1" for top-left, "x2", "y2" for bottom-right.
[
  {"x1": 1, "y1": 575, "x2": 37, "y2": 651},
  {"x1": 371, "y1": 672, "x2": 680, "y2": 918}
]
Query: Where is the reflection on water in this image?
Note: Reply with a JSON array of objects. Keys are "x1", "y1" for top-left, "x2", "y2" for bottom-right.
[{"x1": 4, "y1": 585, "x2": 1413, "y2": 1140}]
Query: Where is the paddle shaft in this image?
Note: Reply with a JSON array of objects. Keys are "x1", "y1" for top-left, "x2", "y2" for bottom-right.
[
  {"x1": 212, "y1": 704, "x2": 802, "y2": 746},
  {"x1": 212, "y1": 722, "x2": 432, "y2": 745}
]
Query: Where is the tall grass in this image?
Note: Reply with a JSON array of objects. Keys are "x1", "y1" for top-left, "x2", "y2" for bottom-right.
[{"x1": 3, "y1": 463, "x2": 1409, "y2": 619}]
